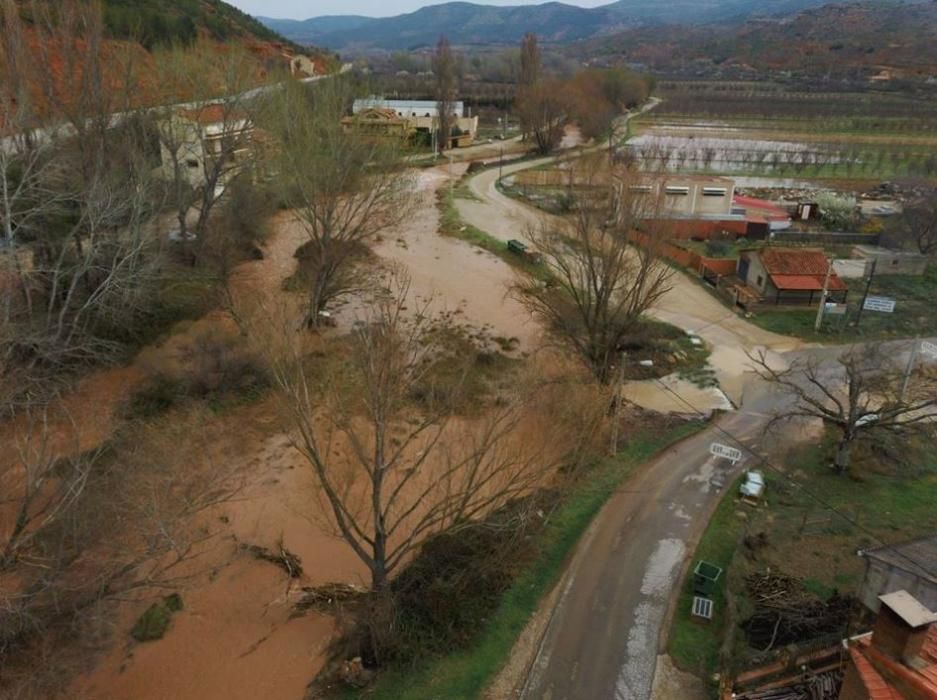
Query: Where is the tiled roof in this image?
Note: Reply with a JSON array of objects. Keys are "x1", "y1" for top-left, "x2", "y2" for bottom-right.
[
  {"x1": 177, "y1": 104, "x2": 247, "y2": 125},
  {"x1": 923, "y1": 626, "x2": 937, "y2": 690},
  {"x1": 755, "y1": 248, "x2": 848, "y2": 292},
  {"x1": 854, "y1": 626, "x2": 937, "y2": 698},
  {"x1": 771, "y1": 273, "x2": 848, "y2": 292},
  {"x1": 850, "y1": 646, "x2": 905, "y2": 700},
  {"x1": 759, "y1": 248, "x2": 832, "y2": 275}
]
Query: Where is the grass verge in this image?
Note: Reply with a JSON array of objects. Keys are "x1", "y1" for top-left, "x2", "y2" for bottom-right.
[
  {"x1": 668, "y1": 475, "x2": 746, "y2": 682},
  {"x1": 356, "y1": 420, "x2": 707, "y2": 700}
]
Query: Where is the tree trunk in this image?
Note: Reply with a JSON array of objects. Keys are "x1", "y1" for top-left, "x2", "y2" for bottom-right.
[{"x1": 833, "y1": 437, "x2": 852, "y2": 474}]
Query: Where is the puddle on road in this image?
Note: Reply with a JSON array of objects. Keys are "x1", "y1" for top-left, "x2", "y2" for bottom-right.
[{"x1": 622, "y1": 374, "x2": 733, "y2": 416}]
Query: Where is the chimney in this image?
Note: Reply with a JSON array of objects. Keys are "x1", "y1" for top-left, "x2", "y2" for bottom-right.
[{"x1": 873, "y1": 590, "x2": 937, "y2": 668}]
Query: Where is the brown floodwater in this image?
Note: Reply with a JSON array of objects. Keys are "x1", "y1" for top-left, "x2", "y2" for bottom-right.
[{"x1": 51, "y1": 162, "x2": 548, "y2": 699}]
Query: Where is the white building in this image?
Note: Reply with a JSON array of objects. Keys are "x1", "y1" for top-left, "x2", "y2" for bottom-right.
[
  {"x1": 159, "y1": 104, "x2": 253, "y2": 189},
  {"x1": 352, "y1": 98, "x2": 465, "y2": 119}
]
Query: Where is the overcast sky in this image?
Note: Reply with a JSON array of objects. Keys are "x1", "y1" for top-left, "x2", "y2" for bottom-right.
[{"x1": 230, "y1": 0, "x2": 609, "y2": 20}]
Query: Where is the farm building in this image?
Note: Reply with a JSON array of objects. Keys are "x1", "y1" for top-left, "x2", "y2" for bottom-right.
[
  {"x1": 733, "y1": 194, "x2": 793, "y2": 232},
  {"x1": 341, "y1": 107, "x2": 414, "y2": 138},
  {"x1": 350, "y1": 98, "x2": 478, "y2": 147},
  {"x1": 618, "y1": 174, "x2": 736, "y2": 217},
  {"x1": 852, "y1": 245, "x2": 930, "y2": 276},
  {"x1": 859, "y1": 535, "x2": 937, "y2": 614},
  {"x1": 738, "y1": 247, "x2": 848, "y2": 305}
]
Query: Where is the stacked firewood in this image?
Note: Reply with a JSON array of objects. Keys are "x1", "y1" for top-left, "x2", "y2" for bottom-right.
[{"x1": 742, "y1": 573, "x2": 857, "y2": 651}]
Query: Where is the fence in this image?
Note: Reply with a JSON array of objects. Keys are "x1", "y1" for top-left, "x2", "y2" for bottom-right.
[
  {"x1": 771, "y1": 231, "x2": 881, "y2": 246},
  {"x1": 629, "y1": 231, "x2": 739, "y2": 278}
]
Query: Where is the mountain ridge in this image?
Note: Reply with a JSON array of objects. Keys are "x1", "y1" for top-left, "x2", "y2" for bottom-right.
[{"x1": 258, "y1": 0, "x2": 880, "y2": 50}]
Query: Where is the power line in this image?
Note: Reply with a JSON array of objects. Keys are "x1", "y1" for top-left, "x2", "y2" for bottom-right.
[{"x1": 651, "y1": 375, "x2": 937, "y2": 582}]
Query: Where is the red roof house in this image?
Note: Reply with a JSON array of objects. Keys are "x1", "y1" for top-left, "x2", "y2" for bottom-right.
[{"x1": 738, "y1": 247, "x2": 849, "y2": 305}]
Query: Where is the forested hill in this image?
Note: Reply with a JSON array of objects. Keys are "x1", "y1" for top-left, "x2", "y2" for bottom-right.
[
  {"x1": 101, "y1": 0, "x2": 291, "y2": 49},
  {"x1": 17, "y1": 0, "x2": 295, "y2": 50},
  {"x1": 576, "y1": 0, "x2": 937, "y2": 80}
]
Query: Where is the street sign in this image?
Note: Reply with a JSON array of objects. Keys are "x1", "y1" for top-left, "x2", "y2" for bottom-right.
[
  {"x1": 922, "y1": 341, "x2": 937, "y2": 359},
  {"x1": 863, "y1": 296, "x2": 896, "y2": 313},
  {"x1": 709, "y1": 442, "x2": 743, "y2": 464},
  {"x1": 824, "y1": 302, "x2": 847, "y2": 316}
]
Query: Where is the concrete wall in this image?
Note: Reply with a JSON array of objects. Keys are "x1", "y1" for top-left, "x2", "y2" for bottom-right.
[
  {"x1": 834, "y1": 258, "x2": 869, "y2": 279},
  {"x1": 853, "y1": 246, "x2": 929, "y2": 276},
  {"x1": 741, "y1": 253, "x2": 770, "y2": 294},
  {"x1": 859, "y1": 560, "x2": 937, "y2": 613}
]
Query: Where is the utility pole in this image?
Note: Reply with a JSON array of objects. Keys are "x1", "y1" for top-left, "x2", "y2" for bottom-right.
[
  {"x1": 855, "y1": 258, "x2": 877, "y2": 328},
  {"x1": 900, "y1": 336, "x2": 920, "y2": 402},
  {"x1": 609, "y1": 351, "x2": 627, "y2": 456},
  {"x1": 448, "y1": 153, "x2": 453, "y2": 196},
  {"x1": 814, "y1": 258, "x2": 833, "y2": 332},
  {"x1": 499, "y1": 147, "x2": 504, "y2": 181}
]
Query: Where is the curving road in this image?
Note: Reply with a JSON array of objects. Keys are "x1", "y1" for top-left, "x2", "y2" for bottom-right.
[{"x1": 449, "y1": 108, "x2": 932, "y2": 700}]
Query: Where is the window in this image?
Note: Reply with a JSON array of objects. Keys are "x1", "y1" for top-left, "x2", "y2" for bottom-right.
[
  {"x1": 186, "y1": 158, "x2": 199, "y2": 169},
  {"x1": 665, "y1": 186, "x2": 690, "y2": 196},
  {"x1": 702, "y1": 187, "x2": 727, "y2": 197},
  {"x1": 629, "y1": 185, "x2": 653, "y2": 194},
  {"x1": 756, "y1": 275, "x2": 763, "y2": 286}
]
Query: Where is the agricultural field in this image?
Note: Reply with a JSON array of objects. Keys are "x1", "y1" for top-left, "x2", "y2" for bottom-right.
[{"x1": 629, "y1": 81, "x2": 937, "y2": 182}]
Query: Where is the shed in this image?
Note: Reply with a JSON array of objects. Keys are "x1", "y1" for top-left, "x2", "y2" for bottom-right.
[
  {"x1": 852, "y1": 245, "x2": 929, "y2": 276},
  {"x1": 859, "y1": 534, "x2": 937, "y2": 614},
  {"x1": 738, "y1": 247, "x2": 848, "y2": 306}
]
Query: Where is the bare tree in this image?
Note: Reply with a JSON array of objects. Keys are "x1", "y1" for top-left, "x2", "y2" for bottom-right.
[
  {"x1": 153, "y1": 42, "x2": 261, "y2": 261},
  {"x1": 750, "y1": 343, "x2": 937, "y2": 474},
  {"x1": 0, "y1": 406, "x2": 93, "y2": 570},
  {"x1": 511, "y1": 168, "x2": 674, "y2": 383},
  {"x1": 432, "y1": 35, "x2": 457, "y2": 153},
  {"x1": 519, "y1": 32, "x2": 541, "y2": 89},
  {"x1": 0, "y1": 402, "x2": 245, "y2": 683},
  {"x1": 265, "y1": 270, "x2": 568, "y2": 591},
  {"x1": 263, "y1": 77, "x2": 414, "y2": 327},
  {"x1": 0, "y1": 0, "x2": 163, "y2": 388},
  {"x1": 515, "y1": 78, "x2": 569, "y2": 155},
  {"x1": 883, "y1": 189, "x2": 937, "y2": 255}
]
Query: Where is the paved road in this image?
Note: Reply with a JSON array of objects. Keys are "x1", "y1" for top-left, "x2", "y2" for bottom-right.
[
  {"x1": 450, "y1": 105, "x2": 937, "y2": 700},
  {"x1": 521, "y1": 407, "x2": 774, "y2": 700},
  {"x1": 520, "y1": 336, "x2": 934, "y2": 700},
  {"x1": 453, "y1": 99, "x2": 798, "y2": 405}
]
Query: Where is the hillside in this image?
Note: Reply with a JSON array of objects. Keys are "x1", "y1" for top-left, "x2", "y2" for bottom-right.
[
  {"x1": 100, "y1": 0, "x2": 290, "y2": 49},
  {"x1": 577, "y1": 0, "x2": 937, "y2": 80},
  {"x1": 259, "y1": 0, "x2": 858, "y2": 51}
]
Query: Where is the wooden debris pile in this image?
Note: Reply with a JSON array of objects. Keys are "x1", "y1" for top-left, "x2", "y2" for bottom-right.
[
  {"x1": 742, "y1": 573, "x2": 858, "y2": 651},
  {"x1": 735, "y1": 668, "x2": 843, "y2": 699},
  {"x1": 292, "y1": 583, "x2": 364, "y2": 616},
  {"x1": 241, "y1": 541, "x2": 303, "y2": 578}
]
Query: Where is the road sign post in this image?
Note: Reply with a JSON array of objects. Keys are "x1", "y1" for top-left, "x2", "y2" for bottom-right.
[
  {"x1": 863, "y1": 296, "x2": 896, "y2": 313},
  {"x1": 709, "y1": 442, "x2": 743, "y2": 465}
]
